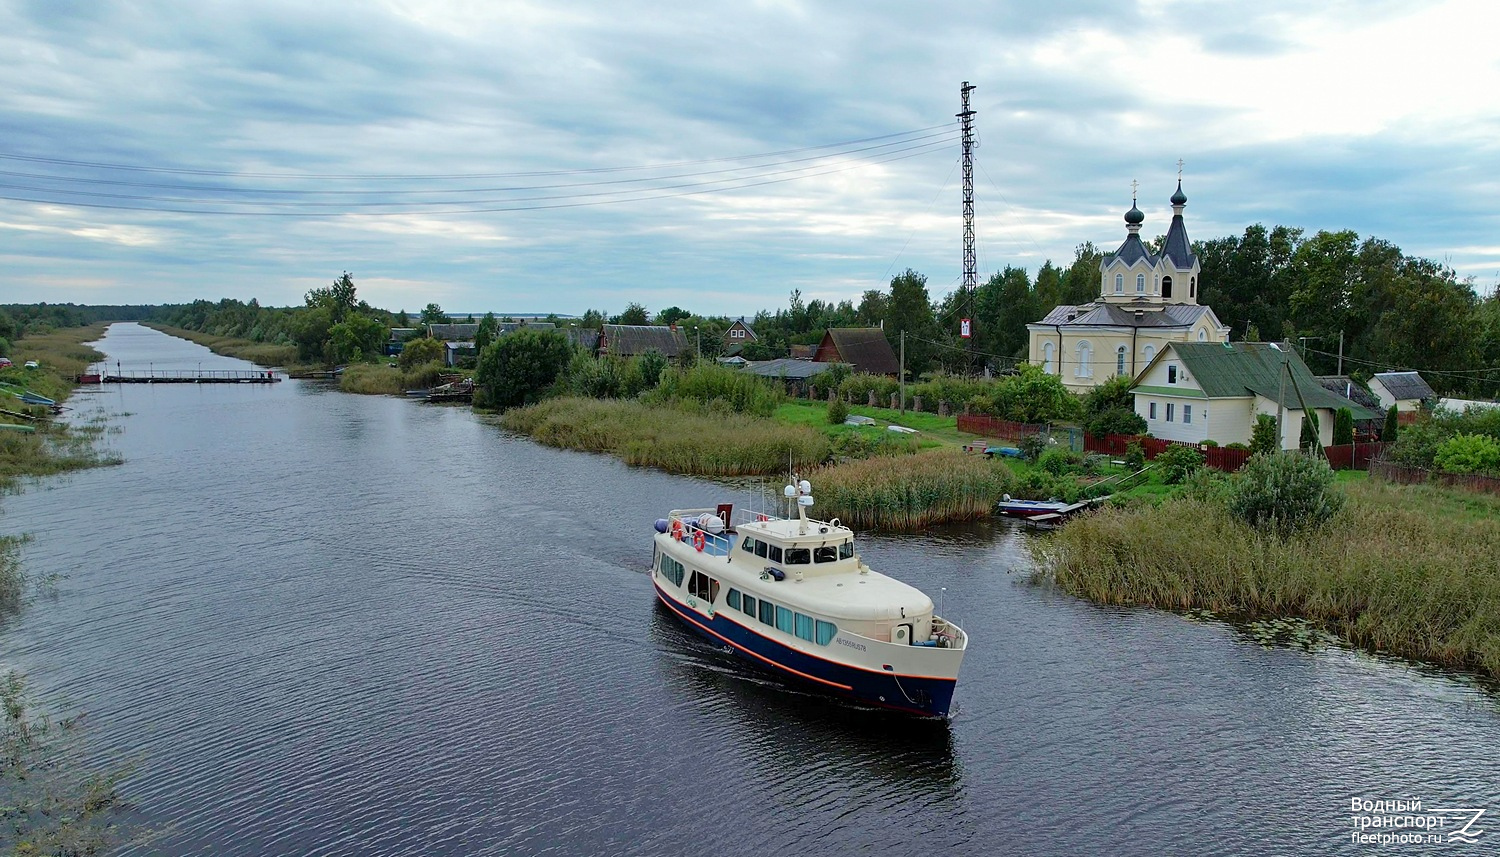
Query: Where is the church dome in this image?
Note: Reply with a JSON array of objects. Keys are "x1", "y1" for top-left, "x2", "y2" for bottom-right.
[
  {"x1": 1170, "y1": 180, "x2": 1187, "y2": 206},
  {"x1": 1124, "y1": 202, "x2": 1144, "y2": 225}
]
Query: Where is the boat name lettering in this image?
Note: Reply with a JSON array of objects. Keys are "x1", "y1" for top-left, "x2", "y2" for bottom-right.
[{"x1": 836, "y1": 638, "x2": 867, "y2": 652}]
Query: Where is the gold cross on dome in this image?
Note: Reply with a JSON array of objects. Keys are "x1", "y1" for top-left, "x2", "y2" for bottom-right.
[
  {"x1": 1131, "y1": 178, "x2": 1139, "y2": 200},
  {"x1": 1177, "y1": 158, "x2": 1184, "y2": 179}
]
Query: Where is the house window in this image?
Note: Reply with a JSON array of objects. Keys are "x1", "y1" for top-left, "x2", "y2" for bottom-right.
[
  {"x1": 1184, "y1": 405, "x2": 1192, "y2": 424},
  {"x1": 1075, "y1": 341, "x2": 1093, "y2": 378},
  {"x1": 1166, "y1": 403, "x2": 1175, "y2": 422},
  {"x1": 1115, "y1": 273, "x2": 1123, "y2": 293},
  {"x1": 1149, "y1": 402, "x2": 1158, "y2": 420},
  {"x1": 1136, "y1": 274, "x2": 1146, "y2": 293},
  {"x1": 1042, "y1": 342, "x2": 1055, "y2": 374},
  {"x1": 1116, "y1": 346, "x2": 1127, "y2": 377},
  {"x1": 1168, "y1": 365, "x2": 1178, "y2": 384}
]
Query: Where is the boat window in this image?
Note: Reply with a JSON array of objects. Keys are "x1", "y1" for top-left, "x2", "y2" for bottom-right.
[
  {"x1": 815, "y1": 620, "x2": 837, "y2": 646},
  {"x1": 708, "y1": 579, "x2": 720, "y2": 604},
  {"x1": 659, "y1": 555, "x2": 685, "y2": 588},
  {"x1": 759, "y1": 600, "x2": 775, "y2": 626},
  {"x1": 838, "y1": 541, "x2": 853, "y2": 560},
  {"x1": 727, "y1": 589, "x2": 741, "y2": 611},
  {"x1": 741, "y1": 537, "x2": 755, "y2": 554},
  {"x1": 741, "y1": 594, "x2": 757, "y2": 617},
  {"x1": 775, "y1": 606, "x2": 794, "y2": 634},
  {"x1": 784, "y1": 548, "x2": 810, "y2": 565},
  {"x1": 813, "y1": 545, "x2": 838, "y2": 563},
  {"x1": 767, "y1": 545, "x2": 783, "y2": 563},
  {"x1": 755, "y1": 541, "x2": 768, "y2": 559},
  {"x1": 794, "y1": 613, "x2": 815, "y2": 642}
]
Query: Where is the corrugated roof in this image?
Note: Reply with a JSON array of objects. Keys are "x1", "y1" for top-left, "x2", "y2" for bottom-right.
[
  {"x1": 821, "y1": 329, "x2": 899, "y2": 375},
  {"x1": 1315, "y1": 375, "x2": 1383, "y2": 412},
  {"x1": 742, "y1": 359, "x2": 841, "y2": 380},
  {"x1": 600, "y1": 324, "x2": 687, "y2": 357},
  {"x1": 1162, "y1": 342, "x2": 1377, "y2": 419},
  {"x1": 1372, "y1": 371, "x2": 1435, "y2": 402},
  {"x1": 429, "y1": 323, "x2": 480, "y2": 340}
]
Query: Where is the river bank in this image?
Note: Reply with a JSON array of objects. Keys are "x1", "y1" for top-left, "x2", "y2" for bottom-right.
[
  {"x1": 1031, "y1": 478, "x2": 1500, "y2": 681},
  {"x1": 140, "y1": 322, "x2": 299, "y2": 367}
]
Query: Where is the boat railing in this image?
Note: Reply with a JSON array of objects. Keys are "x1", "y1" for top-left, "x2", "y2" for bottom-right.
[{"x1": 664, "y1": 509, "x2": 736, "y2": 556}]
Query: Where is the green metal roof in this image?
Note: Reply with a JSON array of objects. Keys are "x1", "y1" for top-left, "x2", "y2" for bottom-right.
[{"x1": 1158, "y1": 342, "x2": 1378, "y2": 420}]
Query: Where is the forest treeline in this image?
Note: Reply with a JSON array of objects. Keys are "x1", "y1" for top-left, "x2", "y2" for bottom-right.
[{"x1": 6, "y1": 222, "x2": 1498, "y2": 397}]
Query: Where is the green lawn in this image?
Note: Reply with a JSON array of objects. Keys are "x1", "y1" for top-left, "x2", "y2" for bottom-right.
[{"x1": 774, "y1": 400, "x2": 964, "y2": 449}]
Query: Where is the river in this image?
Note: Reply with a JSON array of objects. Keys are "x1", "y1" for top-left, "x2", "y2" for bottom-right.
[{"x1": 2, "y1": 323, "x2": 1496, "y2": 856}]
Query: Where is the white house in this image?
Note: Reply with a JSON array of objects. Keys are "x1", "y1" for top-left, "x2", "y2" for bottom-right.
[
  {"x1": 1132, "y1": 342, "x2": 1376, "y2": 450},
  {"x1": 1368, "y1": 371, "x2": 1435, "y2": 413},
  {"x1": 1027, "y1": 179, "x2": 1229, "y2": 391}
]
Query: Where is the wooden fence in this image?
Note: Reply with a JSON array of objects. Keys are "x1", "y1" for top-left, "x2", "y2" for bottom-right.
[
  {"x1": 1079, "y1": 433, "x2": 1252, "y2": 472},
  {"x1": 1369, "y1": 459, "x2": 1500, "y2": 494},
  {"x1": 1324, "y1": 441, "x2": 1390, "y2": 471}
]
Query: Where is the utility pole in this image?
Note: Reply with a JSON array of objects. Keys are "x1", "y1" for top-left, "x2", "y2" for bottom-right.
[
  {"x1": 899, "y1": 330, "x2": 907, "y2": 415},
  {"x1": 1337, "y1": 330, "x2": 1344, "y2": 376},
  {"x1": 1276, "y1": 350, "x2": 1288, "y2": 452},
  {"x1": 958, "y1": 81, "x2": 977, "y2": 372}
]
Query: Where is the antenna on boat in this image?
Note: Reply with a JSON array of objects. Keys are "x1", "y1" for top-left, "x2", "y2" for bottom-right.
[{"x1": 940, "y1": 587, "x2": 946, "y2": 618}]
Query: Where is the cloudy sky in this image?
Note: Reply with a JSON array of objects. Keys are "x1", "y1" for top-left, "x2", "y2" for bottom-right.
[{"x1": 4, "y1": 0, "x2": 1499, "y2": 318}]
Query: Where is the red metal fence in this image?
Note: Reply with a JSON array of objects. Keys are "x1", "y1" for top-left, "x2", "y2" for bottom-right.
[
  {"x1": 956, "y1": 414, "x2": 1046, "y2": 442},
  {"x1": 1079, "y1": 433, "x2": 1252, "y2": 471},
  {"x1": 1324, "y1": 441, "x2": 1391, "y2": 471}
]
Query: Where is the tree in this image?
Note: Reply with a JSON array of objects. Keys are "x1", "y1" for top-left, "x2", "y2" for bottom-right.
[
  {"x1": 613, "y1": 303, "x2": 649, "y2": 325},
  {"x1": 420, "y1": 303, "x2": 449, "y2": 328},
  {"x1": 396, "y1": 309, "x2": 410, "y2": 327},
  {"x1": 289, "y1": 306, "x2": 334, "y2": 363},
  {"x1": 475, "y1": 329, "x2": 573, "y2": 409},
  {"x1": 1058, "y1": 243, "x2": 1104, "y2": 306},
  {"x1": 1383, "y1": 405, "x2": 1400, "y2": 442},
  {"x1": 1082, "y1": 375, "x2": 1146, "y2": 437},
  {"x1": 305, "y1": 272, "x2": 358, "y2": 324},
  {"x1": 1299, "y1": 410, "x2": 1321, "y2": 452},
  {"x1": 1251, "y1": 413, "x2": 1280, "y2": 454},
  {"x1": 886, "y1": 269, "x2": 938, "y2": 377},
  {"x1": 1333, "y1": 407, "x2": 1354, "y2": 446},
  {"x1": 398, "y1": 336, "x2": 444, "y2": 370},
  {"x1": 326, "y1": 314, "x2": 386, "y2": 364},
  {"x1": 655, "y1": 306, "x2": 691, "y2": 326},
  {"x1": 992, "y1": 363, "x2": 1080, "y2": 423},
  {"x1": 856, "y1": 290, "x2": 888, "y2": 327},
  {"x1": 475, "y1": 312, "x2": 499, "y2": 353}
]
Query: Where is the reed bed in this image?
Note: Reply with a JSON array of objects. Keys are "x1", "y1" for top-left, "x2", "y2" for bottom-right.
[
  {"x1": 141, "y1": 323, "x2": 299, "y2": 366},
  {"x1": 810, "y1": 449, "x2": 1014, "y2": 530},
  {"x1": 1032, "y1": 482, "x2": 1500, "y2": 679},
  {"x1": 501, "y1": 397, "x2": 829, "y2": 476}
]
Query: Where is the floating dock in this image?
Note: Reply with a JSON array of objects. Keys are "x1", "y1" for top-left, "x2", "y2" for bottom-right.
[{"x1": 84, "y1": 370, "x2": 282, "y2": 384}]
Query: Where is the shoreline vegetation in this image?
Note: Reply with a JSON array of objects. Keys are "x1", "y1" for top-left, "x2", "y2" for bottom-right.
[
  {"x1": 1031, "y1": 477, "x2": 1500, "y2": 681},
  {"x1": 1, "y1": 321, "x2": 131, "y2": 850},
  {"x1": 140, "y1": 322, "x2": 299, "y2": 368}
]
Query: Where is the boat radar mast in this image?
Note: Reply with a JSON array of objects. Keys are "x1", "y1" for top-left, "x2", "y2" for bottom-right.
[{"x1": 783, "y1": 478, "x2": 814, "y2": 535}]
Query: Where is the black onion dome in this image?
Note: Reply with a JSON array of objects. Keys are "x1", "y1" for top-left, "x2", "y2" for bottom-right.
[
  {"x1": 1171, "y1": 180, "x2": 1187, "y2": 206},
  {"x1": 1125, "y1": 202, "x2": 1145, "y2": 224}
]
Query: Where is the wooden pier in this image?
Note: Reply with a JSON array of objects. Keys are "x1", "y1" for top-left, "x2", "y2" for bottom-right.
[{"x1": 84, "y1": 370, "x2": 282, "y2": 384}]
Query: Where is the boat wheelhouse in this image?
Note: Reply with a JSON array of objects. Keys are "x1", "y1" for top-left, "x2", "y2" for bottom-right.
[{"x1": 650, "y1": 480, "x2": 968, "y2": 717}]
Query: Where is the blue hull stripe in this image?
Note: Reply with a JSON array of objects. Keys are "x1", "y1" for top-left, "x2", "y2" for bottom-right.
[{"x1": 654, "y1": 581, "x2": 957, "y2": 717}]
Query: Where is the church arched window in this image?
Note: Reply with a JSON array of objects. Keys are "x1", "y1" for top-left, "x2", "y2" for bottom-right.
[
  {"x1": 1136, "y1": 274, "x2": 1146, "y2": 293},
  {"x1": 1075, "y1": 340, "x2": 1093, "y2": 378},
  {"x1": 1115, "y1": 273, "x2": 1123, "y2": 294},
  {"x1": 1143, "y1": 344, "x2": 1156, "y2": 364},
  {"x1": 1198, "y1": 328, "x2": 1207, "y2": 342},
  {"x1": 1162, "y1": 276, "x2": 1173, "y2": 299},
  {"x1": 1116, "y1": 345, "x2": 1127, "y2": 377},
  {"x1": 1190, "y1": 277, "x2": 1197, "y2": 298},
  {"x1": 1042, "y1": 342, "x2": 1055, "y2": 374}
]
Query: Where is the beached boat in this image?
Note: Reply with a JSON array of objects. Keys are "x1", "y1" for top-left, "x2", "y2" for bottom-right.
[
  {"x1": 994, "y1": 494, "x2": 1071, "y2": 519},
  {"x1": 650, "y1": 479, "x2": 968, "y2": 717}
]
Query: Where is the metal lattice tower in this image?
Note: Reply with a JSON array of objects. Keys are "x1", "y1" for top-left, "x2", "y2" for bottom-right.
[{"x1": 957, "y1": 82, "x2": 977, "y2": 348}]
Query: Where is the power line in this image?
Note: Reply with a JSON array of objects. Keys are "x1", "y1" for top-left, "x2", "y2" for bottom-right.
[
  {"x1": 0, "y1": 125, "x2": 956, "y2": 180},
  {"x1": 1302, "y1": 346, "x2": 1500, "y2": 382},
  {"x1": 0, "y1": 138, "x2": 954, "y2": 217}
]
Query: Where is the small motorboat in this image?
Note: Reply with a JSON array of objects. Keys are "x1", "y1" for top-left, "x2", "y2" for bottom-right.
[{"x1": 995, "y1": 494, "x2": 1072, "y2": 519}]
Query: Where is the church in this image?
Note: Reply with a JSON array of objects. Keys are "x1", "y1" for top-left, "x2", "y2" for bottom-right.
[{"x1": 1026, "y1": 179, "x2": 1229, "y2": 392}]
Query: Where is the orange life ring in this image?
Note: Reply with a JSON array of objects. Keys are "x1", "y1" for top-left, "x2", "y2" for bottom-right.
[
  {"x1": 670, "y1": 519, "x2": 684, "y2": 541},
  {"x1": 693, "y1": 529, "x2": 706, "y2": 552}
]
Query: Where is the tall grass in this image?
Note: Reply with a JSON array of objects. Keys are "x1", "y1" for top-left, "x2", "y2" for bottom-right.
[
  {"x1": 1032, "y1": 482, "x2": 1500, "y2": 679},
  {"x1": 501, "y1": 397, "x2": 828, "y2": 476},
  {"x1": 142, "y1": 323, "x2": 299, "y2": 367},
  {"x1": 648, "y1": 361, "x2": 784, "y2": 417},
  {"x1": 811, "y1": 449, "x2": 1014, "y2": 530}
]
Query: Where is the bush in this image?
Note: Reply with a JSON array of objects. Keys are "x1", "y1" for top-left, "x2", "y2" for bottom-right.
[
  {"x1": 1202, "y1": 439, "x2": 1219, "y2": 448},
  {"x1": 1383, "y1": 405, "x2": 1400, "y2": 442},
  {"x1": 475, "y1": 329, "x2": 573, "y2": 409},
  {"x1": 1226, "y1": 452, "x2": 1344, "y2": 534},
  {"x1": 827, "y1": 398, "x2": 849, "y2": 425},
  {"x1": 650, "y1": 361, "x2": 783, "y2": 416},
  {"x1": 1018, "y1": 433, "x2": 1048, "y2": 462},
  {"x1": 1434, "y1": 433, "x2": 1500, "y2": 475},
  {"x1": 397, "y1": 336, "x2": 443, "y2": 370},
  {"x1": 1299, "y1": 410, "x2": 1321, "y2": 451},
  {"x1": 1155, "y1": 443, "x2": 1205, "y2": 485},
  {"x1": 1251, "y1": 413, "x2": 1279, "y2": 455},
  {"x1": 1225, "y1": 442, "x2": 1249, "y2": 451},
  {"x1": 1038, "y1": 447, "x2": 1084, "y2": 476},
  {"x1": 1333, "y1": 407, "x2": 1354, "y2": 446},
  {"x1": 1124, "y1": 441, "x2": 1146, "y2": 472}
]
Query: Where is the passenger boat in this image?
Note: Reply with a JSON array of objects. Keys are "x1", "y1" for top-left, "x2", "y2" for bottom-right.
[{"x1": 650, "y1": 479, "x2": 968, "y2": 717}]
